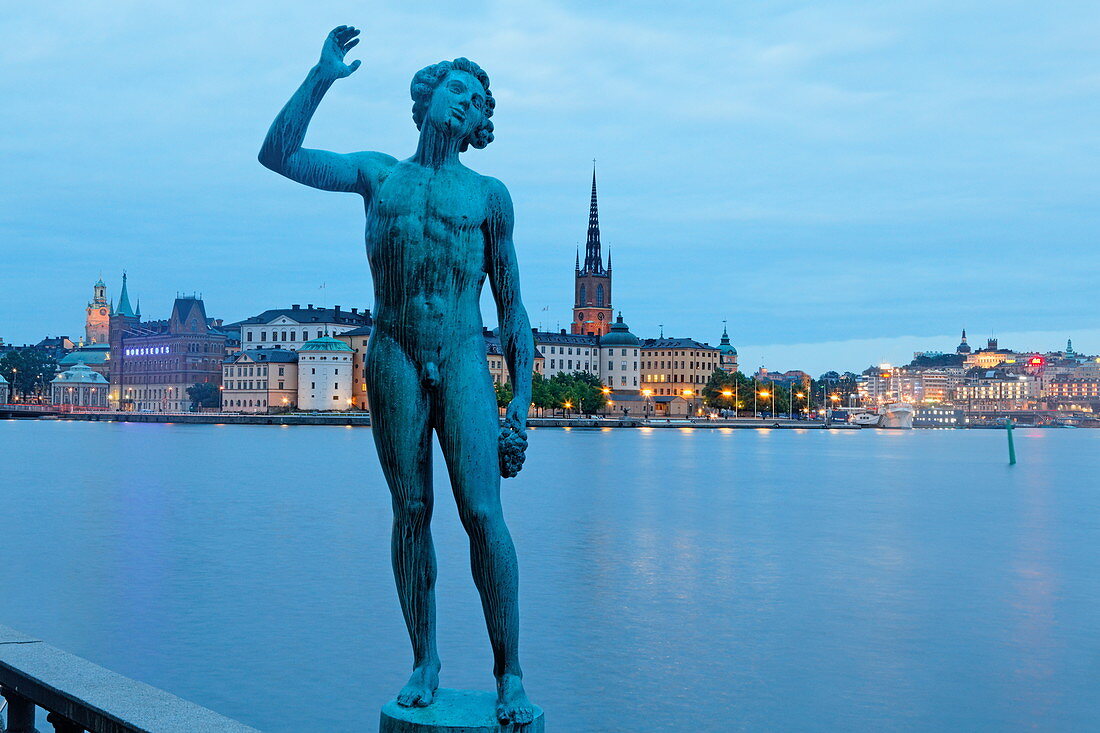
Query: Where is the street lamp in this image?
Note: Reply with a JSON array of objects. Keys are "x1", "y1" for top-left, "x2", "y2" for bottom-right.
[
  {"x1": 601, "y1": 386, "x2": 611, "y2": 417},
  {"x1": 721, "y1": 389, "x2": 733, "y2": 419},
  {"x1": 642, "y1": 389, "x2": 653, "y2": 421}
]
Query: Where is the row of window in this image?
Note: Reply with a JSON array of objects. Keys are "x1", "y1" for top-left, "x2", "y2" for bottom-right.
[
  {"x1": 228, "y1": 399, "x2": 268, "y2": 408},
  {"x1": 246, "y1": 329, "x2": 346, "y2": 343},
  {"x1": 643, "y1": 374, "x2": 709, "y2": 385},
  {"x1": 225, "y1": 381, "x2": 289, "y2": 391},
  {"x1": 226, "y1": 365, "x2": 286, "y2": 377},
  {"x1": 643, "y1": 361, "x2": 716, "y2": 371}
]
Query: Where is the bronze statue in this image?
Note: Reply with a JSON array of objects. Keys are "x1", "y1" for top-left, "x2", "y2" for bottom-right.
[{"x1": 260, "y1": 26, "x2": 537, "y2": 725}]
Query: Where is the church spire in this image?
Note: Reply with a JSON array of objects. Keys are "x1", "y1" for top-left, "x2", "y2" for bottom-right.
[
  {"x1": 583, "y1": 165, "x2": 604, "y2": 274},
  {"x1": 116, "y1": 272, "x2": 137, "y2": 318}
]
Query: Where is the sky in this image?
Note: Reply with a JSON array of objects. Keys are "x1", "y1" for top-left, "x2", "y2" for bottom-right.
[{"x1": 1, "y1": 0, "x2": 1098, "y2": 375}]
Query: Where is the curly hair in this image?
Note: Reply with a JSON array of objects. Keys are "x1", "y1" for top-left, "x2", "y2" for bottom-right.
[{"x1": 410, "y1": 57, "x2": 496, "y2": 151}]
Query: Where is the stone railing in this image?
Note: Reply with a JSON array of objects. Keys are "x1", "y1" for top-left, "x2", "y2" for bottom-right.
[{"x1": 0, "y1": 625, "x2": 259, "y2": 733}]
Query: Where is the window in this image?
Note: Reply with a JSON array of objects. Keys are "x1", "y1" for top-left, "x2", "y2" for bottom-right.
[
  {"x1": 278, "y1": 367, "x2": 284, "y2": 376},
  {"x1": 596, "y1": 284, "x2": 604, "y2": 306},
  {"x1": 608, "y1": 361, "x2": 613, "y2": 371},
  {"x1": 335, "y1": 368, "x2": 339, "y2": 375},
  {"x1": 261, "y1": 332, "x2": 267, "y2": 341}
]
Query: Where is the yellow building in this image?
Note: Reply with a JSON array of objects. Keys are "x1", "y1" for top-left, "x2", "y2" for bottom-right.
[
  {"x1": 640, "y1": 337, "x2": 720, "y2": 412},
  {"x1": 335, "y1": 325, "x2": 372, "y2": 410},
  {"x1": 222, "y1": 349, "x2": 298, "y2": 413}
]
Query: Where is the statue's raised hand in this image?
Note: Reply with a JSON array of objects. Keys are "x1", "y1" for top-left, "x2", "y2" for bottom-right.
[{"x1": 318, "y1": 25, "x2": 361, "y2": 80}]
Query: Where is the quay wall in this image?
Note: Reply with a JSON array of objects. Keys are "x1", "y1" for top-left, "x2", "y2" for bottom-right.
[{"x1": 53, "y1": 412, "x2": 861, "y2": 429}]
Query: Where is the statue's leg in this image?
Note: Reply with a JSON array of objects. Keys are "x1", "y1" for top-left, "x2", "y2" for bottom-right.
[
  {"x1": 366, "y1": 334, "x2": 439, "y2": 707},
  {"x1": 434, "y1": 359, "x2": 535, "y2": 724}
]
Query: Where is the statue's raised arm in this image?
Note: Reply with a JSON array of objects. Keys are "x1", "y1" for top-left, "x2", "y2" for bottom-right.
[{"x1": 258, "y1": 26, "x2": 392, "y2": 194}]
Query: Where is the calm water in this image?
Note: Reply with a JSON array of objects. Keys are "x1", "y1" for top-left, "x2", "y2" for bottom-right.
[{"x1": 2, "y1": 421, "x2": 1098, "y2": 731}]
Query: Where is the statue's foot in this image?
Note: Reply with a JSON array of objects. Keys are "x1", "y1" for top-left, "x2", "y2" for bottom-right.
[
  {"x1": 495, "y1": 673, "x2": 535, "y2": 725},
  {"x1": 396, "y1": 663, "x2": 440, "y2": 708}
]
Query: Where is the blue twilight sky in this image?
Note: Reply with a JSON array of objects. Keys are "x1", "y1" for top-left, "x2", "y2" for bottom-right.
[{"x1": 1, "y1": 1, "x2": 1098, "y2": 374}]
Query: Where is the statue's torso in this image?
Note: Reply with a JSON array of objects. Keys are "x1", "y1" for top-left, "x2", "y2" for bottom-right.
[{"x1": 366, "y1": 161, "x2": 490, "y2": 355}]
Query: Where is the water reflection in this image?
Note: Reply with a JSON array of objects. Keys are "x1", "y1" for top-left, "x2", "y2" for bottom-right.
[{"x1": 0, "y1": 422, "x2": 1097, "y2": 731}]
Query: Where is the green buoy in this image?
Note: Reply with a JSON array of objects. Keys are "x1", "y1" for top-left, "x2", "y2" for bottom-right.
[{"x1": 1006, "y1": 418, "x2": 1016, "y2": 465}]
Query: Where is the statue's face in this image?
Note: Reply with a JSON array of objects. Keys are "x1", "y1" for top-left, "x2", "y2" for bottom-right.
[{"x1": 425, "y1": 70, "x2": 487, "y2": 142}]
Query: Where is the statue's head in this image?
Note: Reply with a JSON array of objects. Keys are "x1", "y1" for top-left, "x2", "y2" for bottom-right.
[{"x1": 411, "y1": 58, "x2": 495, "y2": 152}]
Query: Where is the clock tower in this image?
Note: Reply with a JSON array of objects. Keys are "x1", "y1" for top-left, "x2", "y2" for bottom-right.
[
  {"x1": 572, "y1": 167, "x2": 613, "y2": 336},
  {"x1": 85, "y1": 277, "x2": 110, "y2": 344}
]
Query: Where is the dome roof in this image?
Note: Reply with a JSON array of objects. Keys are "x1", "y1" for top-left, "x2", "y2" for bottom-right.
[
  {"x1": 59, "y1": 344, "x2": 110, "y2": 366},
  {"x1": 718, "y1": 323, "x2": 737, "y2": 355},
  {"x1": 599, "y1": 313, "x2": 640, "y2": 346},
  {"x1": 51, "y1": 361, "x2": 108, "y2": 384},
  {"x1": 0, "y1": 372, "x2": 8, "y2": 384},
  {"x1": 299, "y1": 335, "x2": 354, "y2": 352}
]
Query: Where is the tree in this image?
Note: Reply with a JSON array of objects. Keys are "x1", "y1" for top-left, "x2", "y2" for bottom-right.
[
  {"x1": 544, "y1": 371, "x2": 608, "y2": 415},
  {"x1": 186, "y1": 382, "x2": 220, "y2": 411},
  {"x1": 494, "y1": 380, "x2": 513, "y2": 410},
  {"x1": 0, "y1": 348, "x2": 58, "y2": 400},
  {"x1": 530, "y1": 372, "x2": 556, "y2": 416}
]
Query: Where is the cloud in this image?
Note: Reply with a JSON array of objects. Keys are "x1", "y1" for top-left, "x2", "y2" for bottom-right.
[{"x1": 1, "y1": 0, "x2": 1098, "y2": 374}]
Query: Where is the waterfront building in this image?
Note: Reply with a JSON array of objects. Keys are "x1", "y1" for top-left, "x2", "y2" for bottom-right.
[
  {"x1": 954, "y1": 368, "x2": 1040, "y2": 410},
  {"x1": 234, "y1": 305, "x2": 371, "y2": 350},
  {"x1": 57, "y1": 343, "x2": 111, "y2": 381},
  {"x1": 861, "y1": 363, "x2": 964, "y2": 406},
  {"x1": 534, "y1": 330, "x2": 597, "y2": 376},
  {"x1": 85, "y1": 278, "x2": 111, "y2": 344},
  {"x1": 296, "y1": 336, "x2": 354, "y2": 411},
  {"x1": 221, "y1": 349, "x2": 299, "y2": 413},
  {"x1": 35, "y1": 336, "x2": 76, "y2": 357},
  {"x1": 485, "y1": 329, "x2": 546, "y2": 386},
  {"x1": 109, "y1": 279, "x2": 227, "y2": 411},
  {"x1": 597, "y1": 314, "x2": 641, "y2": 393},
  {"x1": 640, "y1": 337, "x2": 720, "y2": 409},
  {"x1": 49, "y1": 362, "x2": 109, "y2": 409},
  {"x1": 1044, "y1": 378, "x2": 1100, "y2": 412},
  {"x1": 572, "y1": 169, "x2": 614, "y2": 337},
  {"x1": 610, "y1": 392, "x2": 690, "y2": 418},
  {"x1": 718, "y1": 324, "x2": 738, "y2": 373},
  {"x1": 335, "y1": 325, "x2": 373, "y2": 410},
  {"x1": 914, "y1": 406, "x2": 965, "y2": 427},
  {"x1": 964, "y1": 338, "x2": 1021, "y2": 370}
]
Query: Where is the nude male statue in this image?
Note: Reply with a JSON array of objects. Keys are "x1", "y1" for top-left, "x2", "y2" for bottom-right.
[{"x1": 259, "y1": 26, "x2": 536, "y2": 724}]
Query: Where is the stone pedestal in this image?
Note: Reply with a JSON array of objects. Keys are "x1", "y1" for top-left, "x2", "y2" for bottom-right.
[{"x1": 379, "y1": 689, "x2": 544, "y2": 732}]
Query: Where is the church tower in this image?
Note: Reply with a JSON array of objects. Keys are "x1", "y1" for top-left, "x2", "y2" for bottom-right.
[
  {"x1": 572, "y1": 167, "x2": 613, "y2": 336},
  {"x1": 85, "y1": 277, "x2": 110, "y2": 344},
  {"x1": 108, "y1": 272, "x2": 142, "y2": 407}
]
